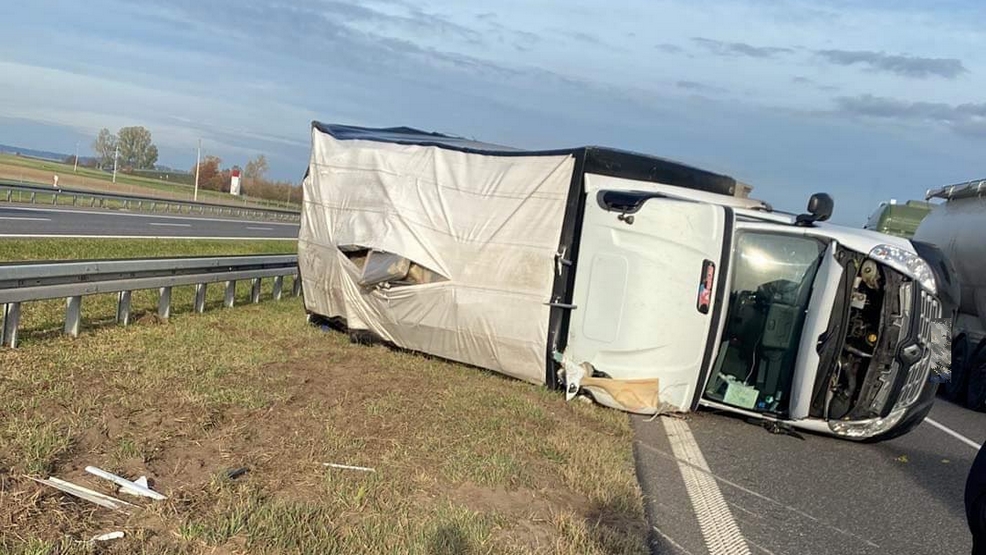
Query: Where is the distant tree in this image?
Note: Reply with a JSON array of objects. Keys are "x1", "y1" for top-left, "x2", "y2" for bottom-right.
[
  {"x1": 117, "y1": 126, "x2": 158, "y2": 169},
  {"x1": 244, "y1": 154, "x2": 268, "y2": 180},
  {"x1": 92, "y1": 128, "x2": 117, "y2": 169}
]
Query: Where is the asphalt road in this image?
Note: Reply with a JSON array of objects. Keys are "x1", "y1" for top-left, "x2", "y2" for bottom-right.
[
  {"x1": 634, "y1": 398, "x2": 984, "y2": 555},
  {"x1": 0, "y1": 205, "x2": 299, "y2": 239}
]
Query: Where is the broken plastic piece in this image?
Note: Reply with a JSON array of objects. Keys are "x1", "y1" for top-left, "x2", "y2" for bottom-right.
[
  {"x1": 226, "y1": 467, "x2": 249, "y2": 480},
  {"x1": 28, "y1": 476, "x2": 136, "y2": 512},
  {"x1": 91, "y1": 531, "x2": 125, "y2": 542},
  {"x1": 84, "y1": 466, "x2": 166, "y2": 500},
  {"x1": 323, "y1": 463, "x2": 375, "y2": 472}
]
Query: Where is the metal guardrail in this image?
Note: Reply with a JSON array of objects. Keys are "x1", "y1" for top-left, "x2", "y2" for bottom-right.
[
  {"x1": 0, "y1": 254, "x2": 300, "y2": 348},
  {"x1": 0, "y1": 182, "x2": 301, "y2": 222}
]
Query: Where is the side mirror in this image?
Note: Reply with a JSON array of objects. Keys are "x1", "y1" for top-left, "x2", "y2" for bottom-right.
[{"x1": 796, "y1": 193, "x2": 834, "y2": 226}]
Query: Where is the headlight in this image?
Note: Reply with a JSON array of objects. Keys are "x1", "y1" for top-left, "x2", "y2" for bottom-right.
[
  {"x1": 828, "y1": 407, "x2": 908, "y2": 439},
  {"x1": 868, "y1": 244, "x2": 937, "y2": 294}
]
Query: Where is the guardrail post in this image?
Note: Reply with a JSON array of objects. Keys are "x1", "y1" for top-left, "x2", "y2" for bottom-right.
[
  {"x1": 158, "y1": 287, "x2": 172, "y2": 319},
  {"x1": 150, "y1": 201, "x2": 156, "y2": 211},
  {"x1": 224, "y1": 281, "x2": 236, "y2": 308},
  {"x1": 52, "y1": 192, "x2": 58, "y2": 205},
  {"x1": 65, "y1": 296, "x2": 82, "y2": 337},
  {"x1": 90, "y1": 197, "x2": 96, "y2": 207},
  {"x1": 100, "y1": 198, "x2": 106, "y2": 208},
  {"x1": 30, "y1": 192, "x2": 36, "y2": 203},
  {"x1": 194, "y1": 283, "x2": 207, "y2": 313},
  {"x1": 2, "y1": 302, "x2": 21, "y2": 348},
  {"x1": 138, "y1": 200, "x2": 143, "y2": 211},
  {"x1": 250, "y1": 278, "x2": 262, "y2": 304},
  {"x1": 5, "y1": 190, "x2": 11, "y2": 202},
  {"x1": 72, "y1": 195, "x2": 77, "y2": 206},
  {"x1": 272, "y1": 276, "x2": 283, "y2": 301},
  {"x1": 116, "y1": 291, "x2": 132, "y2": 325},
  {"x1": 293, "y1": 276, "x2": 302, "y2": 297}
]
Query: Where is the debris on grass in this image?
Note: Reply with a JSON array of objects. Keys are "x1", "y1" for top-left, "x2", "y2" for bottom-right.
[
  {"x1": 226, "y1": 467, "x2": 250, "y2": 480},
  {"x1": 28, "y1": 476, "x2": 136, "y2": 512},
  {"x1": 85, "y1": 466, "x2": 166, "y2": 500},
  {"x1": 323, "y1": 463, "x2": 375, "y2": 473},
  {"x1": 91, "y1": 531, "x2": 125, "y2": 542}
]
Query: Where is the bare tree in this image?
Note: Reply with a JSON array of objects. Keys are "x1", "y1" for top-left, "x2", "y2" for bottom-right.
[
  {"x1": 92, "y1": 128, "x2": 117, "y2": 169},
  {"x1": 244, "y1": 154, "x2": 269, "y2": 180}
]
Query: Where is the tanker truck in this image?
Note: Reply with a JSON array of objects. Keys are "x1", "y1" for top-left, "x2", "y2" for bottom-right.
[{"x1": 913, "y1": 178, "x2": 986, "y2": 410}]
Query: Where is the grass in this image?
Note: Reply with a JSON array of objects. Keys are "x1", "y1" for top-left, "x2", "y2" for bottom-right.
[
  {"x1": 0, "y1": 153, "x2": 300, "y2": 210},
  {"x1": 0, "y1": 238, "x2": 296, "y2": 262},
  {"x1": 0, "y1": 301, "x2": 647, "y2": 554}
]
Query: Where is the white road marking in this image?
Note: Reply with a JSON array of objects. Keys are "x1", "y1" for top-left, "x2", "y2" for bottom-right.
[
  {"x1": 664, "y1": 417, "x2": 752, "y2": 555},
  {"x1": 0, "y1": 234, "x2": 295, "y2": 241},
  {"x1": 0, "y1": 205, "x2": 299, "y2": 226},
  {"x1": 636, "y1": 438, "x2": 880, "y2": 548},
  {"x1": 0, "y1": 216, "x2": 51, "y2": 221},
  {"x1": 925, "y1": 417, "x2": 983, "y2": 450},
  {"x1": 148, "y1": 223, "x2": 191, "y2": 227},
  {"x1": 247, "y1": 226, "x2": 273, "y2": 231}
]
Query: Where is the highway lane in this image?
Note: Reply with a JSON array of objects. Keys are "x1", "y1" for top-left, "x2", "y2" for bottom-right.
[
  {"x1": 635, "y1": 399, "x2": 984, "y2": 555},
  {"x1": 0, "y1": 205, "x2": 298, "y2": 239}
]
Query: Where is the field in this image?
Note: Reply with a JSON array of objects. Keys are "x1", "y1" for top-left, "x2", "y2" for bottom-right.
[
  {"x1": 0, "y1": 154, "x2": 299, "y2": 211},
  {"x1": 0, "y1": 240, "x2": 648, "y2": 554}
]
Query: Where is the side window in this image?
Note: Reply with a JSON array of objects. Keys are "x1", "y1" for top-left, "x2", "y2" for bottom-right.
[{"x1": 338, "y1": 246, "x2": 447, "y2": 287}]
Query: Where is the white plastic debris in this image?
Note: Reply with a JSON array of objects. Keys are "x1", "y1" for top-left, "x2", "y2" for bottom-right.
[
  {"x1": 323, "y1": 463, "x2": 375, "y2": 473},
  {"x1": 84, "y1": 466, "x2": 166, "y2": 500},
  {"x1": 28, "y1": 476, "x2": 136, "y2": 512},
  {"x1": 91, "y1": 531, "x2": 125, "y2": 542}
]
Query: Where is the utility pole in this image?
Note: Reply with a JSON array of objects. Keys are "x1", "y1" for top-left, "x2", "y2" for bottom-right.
[
  {"x1": 73, "y1": 142, "x2": 79, "y2": 173},
  {"x1": 112, "y1": 144, "x2": 119, "y2": 183},
  {"x1": 193, "y1": 139, "x2": 201, "y2": 202}
]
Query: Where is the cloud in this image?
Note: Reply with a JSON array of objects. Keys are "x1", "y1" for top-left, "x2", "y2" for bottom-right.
[
  {"x1": 791, "y1": 76, "x2": 814, "y2": 85},
  {"x1": 692, "y1": 37, "x2": 792, "y2": 58},
  {"x1": 833, "y1": 94, "x2": 986, "y2": 136},
  {"x1": 655, "y1": 43, "x2": 683, "y2": 54},
  {"x1": 815, "y1": 50, "x2": 967, "y2": 79},
  {"x1": 676, "y1": 80, "x2": 726, "y2": 94}
]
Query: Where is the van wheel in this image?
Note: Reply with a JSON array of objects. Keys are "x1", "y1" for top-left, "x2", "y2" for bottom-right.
[
  {"x1": 942, "y1": 334, "x2": 969, "y2": 402},
  {"x1": 967, "y1": 341, "x2": 986, "y2": 412}
]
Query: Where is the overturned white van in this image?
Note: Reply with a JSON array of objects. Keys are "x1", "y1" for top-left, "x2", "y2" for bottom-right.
[{"x1": 299, "y1": 123, "x2": 955, "y2": 441}]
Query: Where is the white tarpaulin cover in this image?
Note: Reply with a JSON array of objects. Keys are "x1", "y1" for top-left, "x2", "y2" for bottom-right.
[{"x1": 299, "y1": 126, "x2": 576, "y2": 384}]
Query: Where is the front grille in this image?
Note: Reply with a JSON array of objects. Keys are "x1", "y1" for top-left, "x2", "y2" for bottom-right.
[{"x1": 898, "y1": 290, "x2": 942, "y2": 406}]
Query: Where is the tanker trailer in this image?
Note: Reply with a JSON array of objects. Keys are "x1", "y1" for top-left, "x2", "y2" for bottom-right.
[{"x1": 913, "y1": 178, "x2": 986, "y2": 410}]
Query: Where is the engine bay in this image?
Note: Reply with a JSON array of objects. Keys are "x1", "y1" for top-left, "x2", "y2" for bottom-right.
[{"x1": 815, "y1": 254, "x2": 908, "y2": 421}]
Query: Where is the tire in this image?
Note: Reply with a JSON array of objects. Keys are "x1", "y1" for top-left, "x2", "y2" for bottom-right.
[
  {"x1": 942, "y1": 333, "x2": 970, "y2": 402},
  {"x1": 967, "y1": 341, "x2": 986, "y2": 412}
]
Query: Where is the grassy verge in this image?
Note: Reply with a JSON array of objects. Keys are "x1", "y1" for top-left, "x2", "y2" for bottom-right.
[
  {"x1": 0, "y1": 238, "x2": 296, "y2": 262},
  {"x1": 0, "y1": 296, "x2": 647, "y2": 554},
  {"x1": 0, "y1": 154, "x2": 300, "y2": 210}
]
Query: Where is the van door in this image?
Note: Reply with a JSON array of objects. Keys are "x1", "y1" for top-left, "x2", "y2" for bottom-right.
[{"x1": 561, "y1": 187, "x2": 730, "y2": 413}]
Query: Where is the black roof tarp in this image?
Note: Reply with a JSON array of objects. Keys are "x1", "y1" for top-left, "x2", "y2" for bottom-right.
[{"x1": 312, "y1": 122, "x2": 738, "y2": 197}]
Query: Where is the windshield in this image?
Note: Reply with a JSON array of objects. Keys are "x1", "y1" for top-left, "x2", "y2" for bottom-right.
[{"x1": 704, "y1": 232, "x2": 827, "y2": 415}]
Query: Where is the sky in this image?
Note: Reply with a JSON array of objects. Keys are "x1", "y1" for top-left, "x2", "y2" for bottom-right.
[{"x1": 1, "y1": 0, "x2": 984, "y2": 224}]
